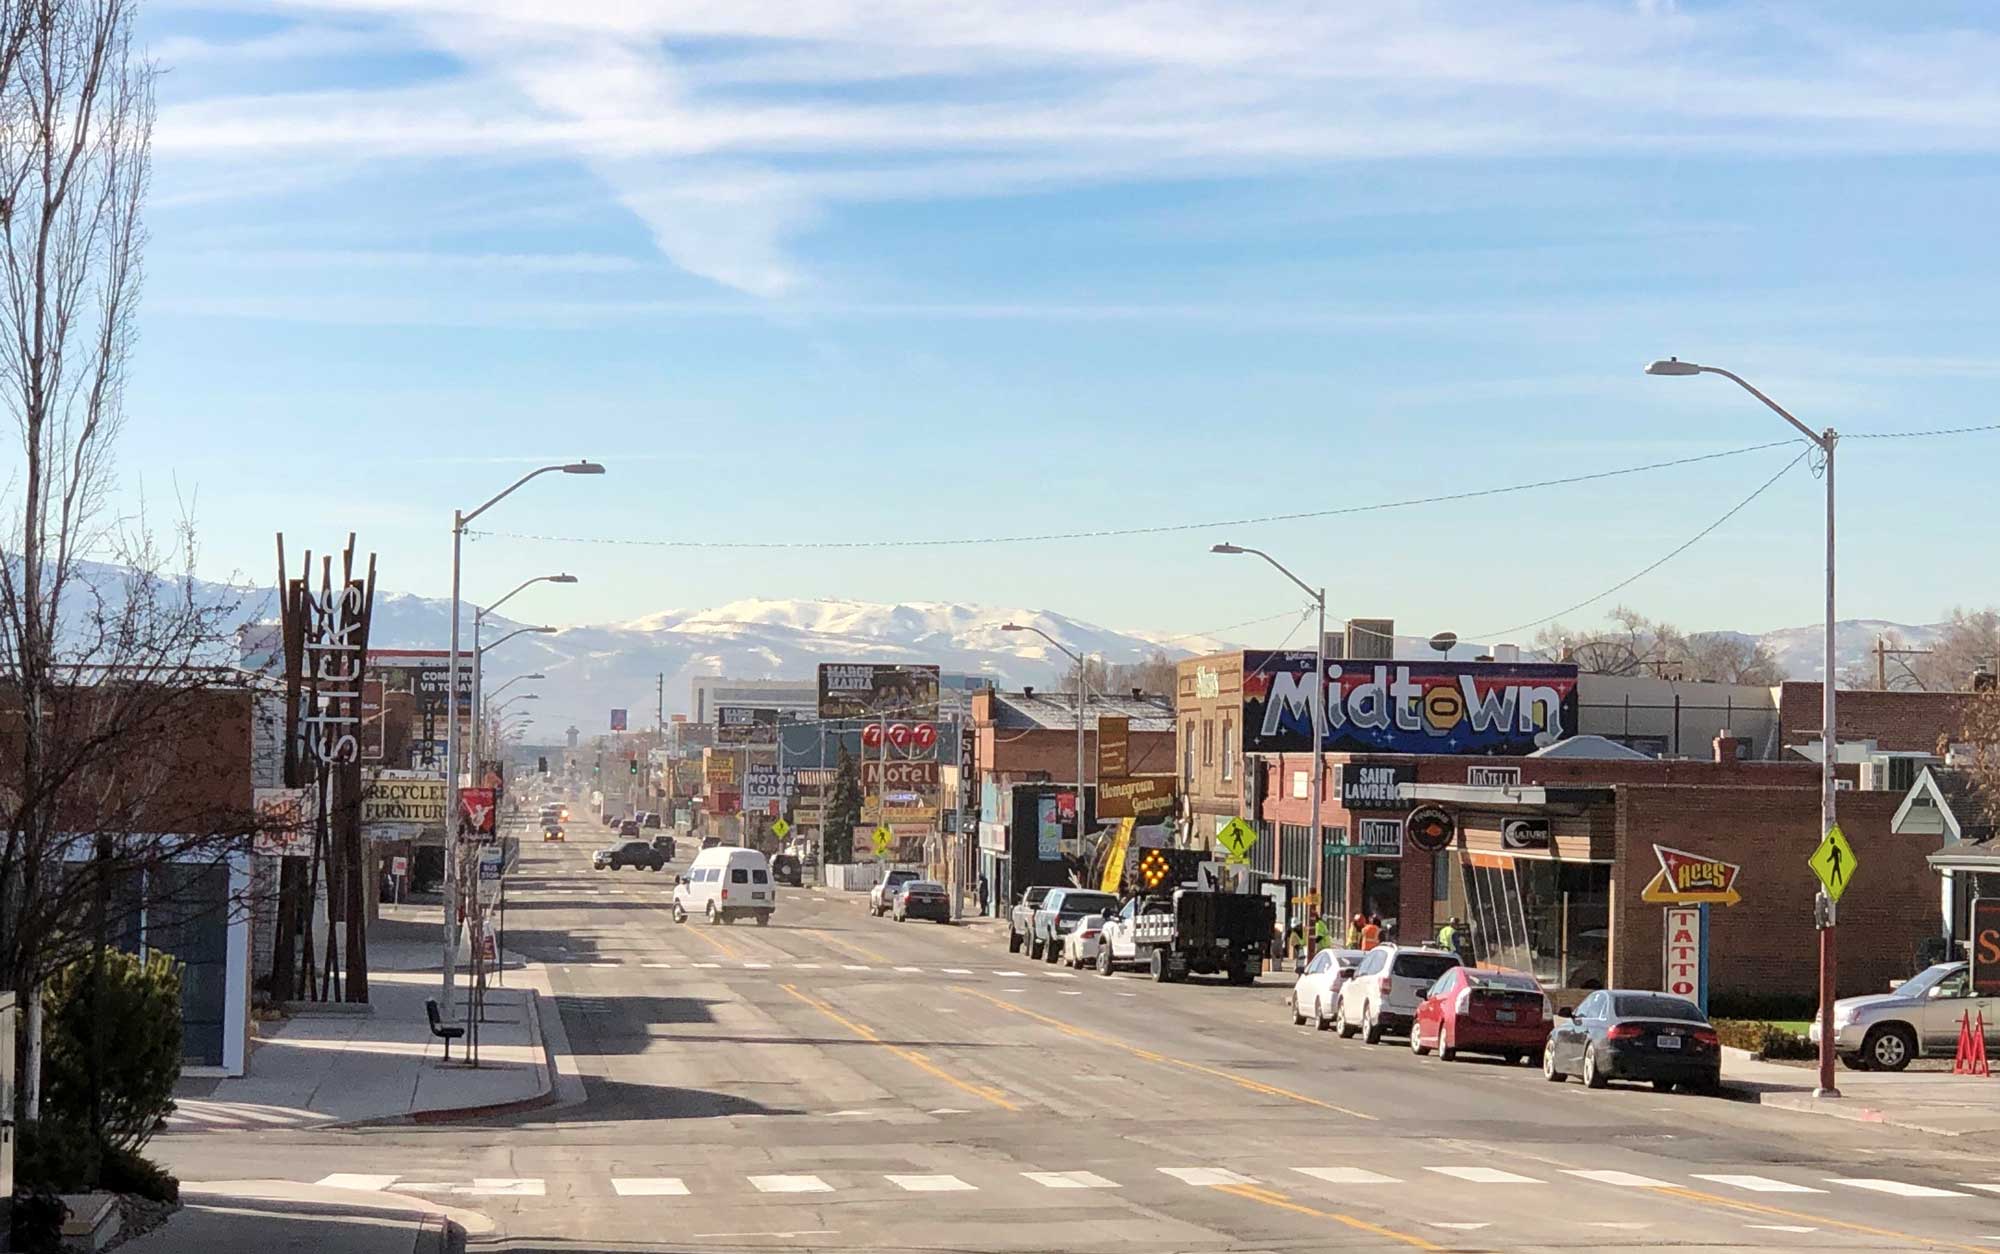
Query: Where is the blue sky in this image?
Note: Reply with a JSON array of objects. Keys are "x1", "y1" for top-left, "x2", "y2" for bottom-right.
[{"x1": 124, "y1": 0, "x2": 2000, "y2": 646}]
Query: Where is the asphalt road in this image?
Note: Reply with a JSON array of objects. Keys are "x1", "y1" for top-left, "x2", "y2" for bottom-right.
[{"x1": 158, "y1": 819, "x2": 2000, "y2": 1253}]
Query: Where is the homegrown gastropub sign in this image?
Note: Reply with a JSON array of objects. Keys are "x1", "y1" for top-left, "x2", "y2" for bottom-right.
[{"x1": 1242, "y1": 656, "x2": 1578, "y2": 757}]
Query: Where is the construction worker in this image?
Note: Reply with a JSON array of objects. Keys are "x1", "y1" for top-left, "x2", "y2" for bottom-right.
[
  {"x1": 1313, "y1": 913, "x2": 1336, "y2": 953},
  {"x1": 1345, "y1": 912, "x2": 1364, "y2": 948},
  {"x1": 1360, "y1": 914, "x2": 1383, "y2": 951}
]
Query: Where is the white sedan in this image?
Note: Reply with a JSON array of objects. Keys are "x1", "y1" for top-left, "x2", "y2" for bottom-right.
[
  {"x1": 1062, "y1": 913, "x2": 1108, "y2": 969},
  {"x1": 1289, "y1": 947, "x2": 1367, "y2": 1030}
]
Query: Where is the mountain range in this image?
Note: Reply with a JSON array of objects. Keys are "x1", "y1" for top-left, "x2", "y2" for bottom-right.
[{"x1": 61, "y1": 563, "x2": 1956, "y2": 740}]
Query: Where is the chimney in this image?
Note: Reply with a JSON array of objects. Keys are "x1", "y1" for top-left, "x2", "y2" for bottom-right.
[
  {"x1": 1975, "y1": 669, "x2": 1997, "y2": 693},
  {"x1": 1712, "y1": 730, "x2": 1739, "y2": 764},
  {"x1": 1131, "y1": 687, "x2": 1144, "y2": 700},
  {"x1": 1023, "y1": 685, "x2": 1035, "y2": 699}
]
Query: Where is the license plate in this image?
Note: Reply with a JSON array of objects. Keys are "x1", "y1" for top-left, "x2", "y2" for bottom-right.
[
  {"x1": 1495, "y1": 1010, "x2": 1516, "y2": 1022},
  {"x1": 1657, "y1": 1034, "x2": 1681, "y2": 1049},
  {"x1": 752, "y1": 891, "x2": 767, "y2": 900}
]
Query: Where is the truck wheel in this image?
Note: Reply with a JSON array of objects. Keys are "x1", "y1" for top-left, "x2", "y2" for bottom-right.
[
  {"x1": 1008, "y1": 930, "x2": 1022, "y2": 954},
  {"x1": 1150, "y1": 948, "x2": 1169, "y2": 983},
  {"x1": 1097, "y1": 947, "x2": 1114, "y2": 977},
  {"x1": 1029, "y1": 935, "x2": 1045, "y2": 961},
  {"x1": 672, "y1": 902, "x2": 686, "y2": 924},
  {"x1": 1863, "y1": 1024, "x2": 1915, "y2": 1072},
  {"x1": 1045, "y1": 940, "x2": 1061, "y2": 965}
]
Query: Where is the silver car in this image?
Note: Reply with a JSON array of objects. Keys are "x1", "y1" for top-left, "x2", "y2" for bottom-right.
[{"x1": 1812, "y1": 961, "x2": 2000, "y2": 1071}]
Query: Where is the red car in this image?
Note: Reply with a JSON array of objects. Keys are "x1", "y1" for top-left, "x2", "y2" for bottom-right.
[{"x1": 1410, "y1": 967, "x2": 1553, "y2": 1064}]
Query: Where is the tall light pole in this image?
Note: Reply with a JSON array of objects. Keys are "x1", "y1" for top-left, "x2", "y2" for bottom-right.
[
  {"x1": 471, "y1": 621, "x2": 562, "y2": 771},
  {"x1": 1213, "y1": 544, "x2": 1326, "y2": 918},
  {"x1": 1648, "y1": 356, "x2": 1840, "y2": 1099},
  {"x1": 472, "y1": 575, "x2": 575, "y2": 773},
  {"x1": 1002, "y1": 623, "x2": 1090, "y2": 841},
  {"x1": 444, "y1": 462, "x2": 602, "y2": 1017},
  {"x1": 485, "y1": 672, "x2": 545, "y2": 706}
]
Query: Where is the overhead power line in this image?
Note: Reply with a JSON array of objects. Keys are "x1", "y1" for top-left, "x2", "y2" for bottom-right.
[{"x1": 470, "y1": 438, "x2": 1801, "y2": 552}]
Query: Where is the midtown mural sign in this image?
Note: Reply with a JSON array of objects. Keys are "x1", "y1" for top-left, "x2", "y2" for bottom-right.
[{"x1": 1241, "y1": 656, "x2": 1578, "y2": 756}]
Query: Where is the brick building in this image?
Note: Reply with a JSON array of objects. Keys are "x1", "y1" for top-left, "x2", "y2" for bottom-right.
[
  {"x1": 1778, "y1": 681, "x2": 1977, "y2": 755},
  {"x1": 1256, "y1": 741, "x2": 1926, "y2": 1003},
  {"x1": 970, "y1": 689, "x2": 1174, "y2": 912}
]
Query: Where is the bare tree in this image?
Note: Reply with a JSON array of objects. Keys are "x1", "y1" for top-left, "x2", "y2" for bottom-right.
[
  {"x1": 1869, "y1": 608, "x2": 2000, "y2": 691},
  {"x1": 0, "y1": 1, "x2": 253, "y2": 999},
  {"x1": 1060, "y1": 650, "x2": 1179, "y2": 699},
  {"x1": 1950, "y1": 687, "x2": 2000, "y2": 834},
  {"x1": 1536, "y1": 606, "x2": 1785, "y2": 685}
]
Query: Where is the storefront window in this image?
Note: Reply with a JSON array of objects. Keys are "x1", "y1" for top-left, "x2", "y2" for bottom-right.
[{"x1": 1460, "y1": 856, "x2": 1610, "y2": 989}]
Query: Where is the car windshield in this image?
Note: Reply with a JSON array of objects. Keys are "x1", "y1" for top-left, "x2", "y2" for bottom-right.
[
  {"x1": 1613, "y1": 994, "x2": 1705, "y2": 1021},
  {"x1": 1891, "y1": 964, "x2": 1962, "y2": 998},
  {"x1": 906, "y1": 880, "x2": 941, "y2": 892},
  {"x1": 1391, "y1": 953, "x2": 1461, "y2": 982},
  {"x1": 1470, "y1": 973, "x2": 1541, "y2": 992}
]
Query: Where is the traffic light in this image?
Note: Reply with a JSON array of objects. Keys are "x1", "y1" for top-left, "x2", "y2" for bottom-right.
[
  {"x1": 628, "y1": 755, "x2": 638, "y2": 775},
  {"x1": 538, "y1": 755, "x2": 549, "y2": 774}
]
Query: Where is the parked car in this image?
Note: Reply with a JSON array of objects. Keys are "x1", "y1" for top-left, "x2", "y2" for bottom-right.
[
  {"x1": 871, "y1": 869, "x2": 921, "y2": 917},
  {"x1": 593, "y1": 839, "x2": 665, "y2": 872},
  {"x1": 601, "y1": 810, "x2": 618, "y2": 826},
  {"x1": 642, "y1": 811, "x2": 663, "y2": 829},
  {"x1": 893, "y1": 879, "x2": 950, "y2": 922},
  {"x1": 1543, "y1": 989, "x2": 1720, "y2": 1092},
  {"x1": 618, "y1": 818, "x2": 644, "y2": 839},
  {"x1": 1410, "y1": 967, "x2": 1553, "y2": 1063},
  {"x1": 1812, "y1": 960, "x2": 2000, "y2": 1071},
  {"x1": 1288, "y1": 947, "x2": 1367, "y2": 1030},
  {"x1": 699, "y1": 835, "x2": 724, "y2": 850},
  {"x1": 672, "y1": 846, "x2": 776, "y2": 925},
  {"x1": 770, "y1": 853, "x2": 803, "y2": 887},
  {"x1": 1031, "y1": 888, "x2": 1120, "y2": 963},
  {"x1": 1007, "y1": 886, "x2": 1052, "y2": 954},
  {"x1": 650, "y1": 833, "x2": 676, "y2": 861},
  {"x1": 1334, "y1": 945, "x2": 1463, "y2": 1043},
  {"x1": 1062, "y1": 913, "x2": 1108, "y2": 969}
]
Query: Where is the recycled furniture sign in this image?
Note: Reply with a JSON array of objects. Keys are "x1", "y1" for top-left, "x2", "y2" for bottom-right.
[
  {"x1": 1807, "y1": 824, "x2": 1858, "y2": 903},
  {"x1": 1641, "y1": 844, "x2": 1743, "y2": 906},
  {"x1": 361, "y1": 770, "x2": 447, "y2": 826}
]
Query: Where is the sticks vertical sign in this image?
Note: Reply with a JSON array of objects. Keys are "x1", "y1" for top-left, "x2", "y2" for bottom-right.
[{"x1": 277, "y1": 533, "x2": 378, "y2": 1004}]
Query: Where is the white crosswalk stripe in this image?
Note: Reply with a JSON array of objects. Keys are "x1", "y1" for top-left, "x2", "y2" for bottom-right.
[
  {"x1": 316, "y1": 1174, "x2": 398, "y2": 1191},
  {"x1": 1023, "y1": 1171, "x2": 1119, "y2": 1190},
  {"x1": 1159, "y1": 1167, "x2": 1256, "y2": 1187},
  {"x1": 1692, "y1": 1174, "x2": 1825, "y2": 1193},
  {"x1": 1827, "y1": 1178, "x2": 1973, "y2": 1198},
  {"x1": 749, "y1": 1174, "x2": 832, "y2": 1194},
  {"x1": 165, "y1": 1100, "x2": 333, "y2": 1133},
  {"x1": 1294, "y1": 1167, "x2": 1400, "y2": 1185},
  {"x1": 1427, "y1": 1166, "x2": 1543, "y2": 1185},
  {"x1": 612, "y1": 1178, "x2": 689, "y2": 1196},
  {"x1": 1564, "y1": 1170, "x2": 1671, "y2": 1188},
  {"x1": 886, "y1": 1174, "x2": 975, "y2": 1192}
]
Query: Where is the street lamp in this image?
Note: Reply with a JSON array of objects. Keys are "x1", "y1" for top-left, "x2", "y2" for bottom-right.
[
  {"x1": 1002, "y1": 622, "x2": 1090, "y2": 840},
  {"x1": 1212, "y1": 543, "x2": 1327, "y2": 916},
  {"x1": 472, "y1": 576, "x2": 575, "y2": 771},
  {"x1": 485, "y1": 672, "x2": 545, "y2": 705},
  {"x1": 443, "y1": 462, "x2": 601, "y2": 1016},
  {"x1": 1647, "y1": 356, "x2": 1840, "y2": 1099}
]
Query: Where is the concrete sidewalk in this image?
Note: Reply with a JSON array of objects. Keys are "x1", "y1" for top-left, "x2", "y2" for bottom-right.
[
  {"x1": 1723, "y1": 1046, "x2": 2000, "y2": 1136},
  {"x1": 167, "y1": 921, "x2": 553, "y2": 1132},
  {"x1": 122, "y1": 1182, "x2": 487, "y2": 1254}
]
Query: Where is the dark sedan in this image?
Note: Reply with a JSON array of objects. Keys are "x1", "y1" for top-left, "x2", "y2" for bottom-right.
[
  {"x1": 1543, "y1": 989, "x2": 1720, "y2": 1093},
  {"x1": 893, "y1": 879, "x2": 951, "y2": 923}
]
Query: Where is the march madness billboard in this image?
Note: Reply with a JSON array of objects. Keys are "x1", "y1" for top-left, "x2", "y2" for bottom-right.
[{"x1": 1241, "y1": 655, "x2": 1578, "y2": 757}]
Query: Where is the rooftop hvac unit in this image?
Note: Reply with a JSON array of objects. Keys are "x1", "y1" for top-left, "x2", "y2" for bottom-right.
[
  {"x1": 1492, "y1": 643, "x2": 1521, "y2": 664},
  {"x1": 1346, "y1": 618, "x2": 1395, "y2": 661}
]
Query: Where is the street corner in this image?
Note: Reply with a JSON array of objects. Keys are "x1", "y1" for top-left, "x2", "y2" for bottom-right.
[{"x1": 176, "y1": 1179, "x2": 497, "y2": 1239}]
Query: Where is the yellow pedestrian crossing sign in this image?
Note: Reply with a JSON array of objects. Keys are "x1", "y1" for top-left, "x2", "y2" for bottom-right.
[
  {"x1": 1808, "y1": 823, "x2": 1858, "y2": 902},
  {"x1": 871, "y1": 824, "x2": 894, "y2": 857},
  {"x1": 1216, "y1": 817, "x2": 1258, "y2": 865},
  {"x1": 771, "y1": 818, "x2": 790, "y2": 839}
]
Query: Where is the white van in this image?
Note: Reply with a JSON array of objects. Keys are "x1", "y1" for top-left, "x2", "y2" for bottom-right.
[{"x1": 672, "y1": 846, "x2": 776, "y2": 926}]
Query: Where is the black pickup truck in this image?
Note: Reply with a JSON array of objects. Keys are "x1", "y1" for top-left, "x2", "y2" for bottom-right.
[{"x1": 1121, "y1": 887, "x2": 1274, "y2": 985}]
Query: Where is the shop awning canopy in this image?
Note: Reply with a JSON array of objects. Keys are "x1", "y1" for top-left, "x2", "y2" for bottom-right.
[
  {"x1": 1893, "y1": 765, "x2": 1995, "y2": 845},
  {"x1": 1403, "y1": 783, "x2": 1612, "y2": 813}
]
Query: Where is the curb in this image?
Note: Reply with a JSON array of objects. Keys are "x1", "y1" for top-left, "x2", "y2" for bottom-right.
[{"x1": 346, "y1": 987, "x2": 557, "y2": 1128}]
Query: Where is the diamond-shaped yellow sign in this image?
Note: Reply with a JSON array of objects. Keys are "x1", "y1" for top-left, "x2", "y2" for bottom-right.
[
  {"x1": 1808, "y1": 823, "x2": 1858, "y2": 903},
  {"x1": 771, "y1": 818, "x2": 790, "y2": 839},
  {"x1": 871, "y1": 824, "x2": 894, "y2": 857},
  {"x1": 1216, "y1": 817, "x2": 1258, "y2": 864}
]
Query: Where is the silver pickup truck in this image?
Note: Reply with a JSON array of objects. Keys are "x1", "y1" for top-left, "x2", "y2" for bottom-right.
[
  {"x1": 1030, "y1": 888, "x2": 1121, "y2": 964},
  {"x1": 1007, "y1": 885, "x2": 1052, "y2": 956}
]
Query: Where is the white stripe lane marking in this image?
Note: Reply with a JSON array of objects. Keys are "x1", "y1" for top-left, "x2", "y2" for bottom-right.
[
  {"x1": 1294, "y1": 1167, "x2": 1400, "y2": 1185},
  {"x1": 315, "y1": 1174, "x2": 398, "y2": 1191},
  {"x1": 1023, "y1": 1171, "x2": 1119, "y2": 1190},
  {"x1": 1426, "y1": 1167, "x2": 1543, "y2": 1185},
  {"x1": 885, "y1": 1174, "x2": 975, "y2": 1192},
  {"x1": 742, "y1": 962, "x2": 772, "y2": 969},
  {"x1": 842, "y1": 964, "x2": 872, "y2": 971},
  {"x1": 794, "y1": 963, "x2": 821, "y2": 969},
  {"x1": 896, "y1": 966, "x2": 923, "y2": 973},
  {"x1": 749, "y1": 1174, "x2": 832, "y2": 1194},
  {"x1": 1692, "y1": 1174, "x2": 1824, "y2": 1193},
  {"x1": 612, "y1": 1178, "x2": 689, "y2": 1196},
  {"x1": 692, "y1": 962, "x2": 721, "y2": 969},
  {"x1": 1745, "y1": 1224, "x2": 1818, "y2": 1233},
  {"x1": 1826, "y1": 1178, "x2": 1972, "y2": 1198},
  {"x1": 941, "y1": 968, "x2": 973, "y2": 974},
  {"x1": 1564, "y1": 1169, "x2": 1672, "y2": 1188},
  {"x1": 1159, "y1": 1167, "x2": 1255, "y2": 1187}
]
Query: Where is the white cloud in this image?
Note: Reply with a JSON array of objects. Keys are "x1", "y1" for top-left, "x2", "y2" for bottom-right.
[{"x1": 153, "y1": 2, "x2": 2000, "y2": 295}]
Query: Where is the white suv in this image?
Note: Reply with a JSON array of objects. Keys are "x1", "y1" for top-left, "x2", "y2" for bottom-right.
[{"x1": 1335, "y1": 944, "x2": 1463, "y2": 1044}]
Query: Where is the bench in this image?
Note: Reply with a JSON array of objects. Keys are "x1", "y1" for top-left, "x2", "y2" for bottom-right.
[{"x1": 425, "y1": 998, "x2": 466, "y2": 1061}]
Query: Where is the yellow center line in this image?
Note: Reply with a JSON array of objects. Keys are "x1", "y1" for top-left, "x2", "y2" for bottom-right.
[
  {"x1": 1651, "y1": 1185, "x2": 1998, "y2": 1254},
  {"x1": 794, "y1": 924, "x2": 891, "y2": 966},
  {"x1": 673, "y1": 916, "x2": 743, "y2": 961},
  {"x1": 1215, "y1": 1182, "x2": 1444, "y2": 1251},
  {"x1": 953, "y1": 986, "x2": 1375, "y2": 1120},
  {"x1": 779, "y1": 983, "x2": 1018, "y2": 1112}
]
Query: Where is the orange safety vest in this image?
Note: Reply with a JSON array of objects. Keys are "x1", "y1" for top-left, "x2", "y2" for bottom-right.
[{"x1": 1360, "y1": 923, "x2": 1382, "y2": 950}]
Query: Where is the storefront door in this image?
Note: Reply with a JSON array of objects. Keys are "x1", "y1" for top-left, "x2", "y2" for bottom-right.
[{"x1": 1362, "y1": 859, "x2": 1401, "y2": 938}]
